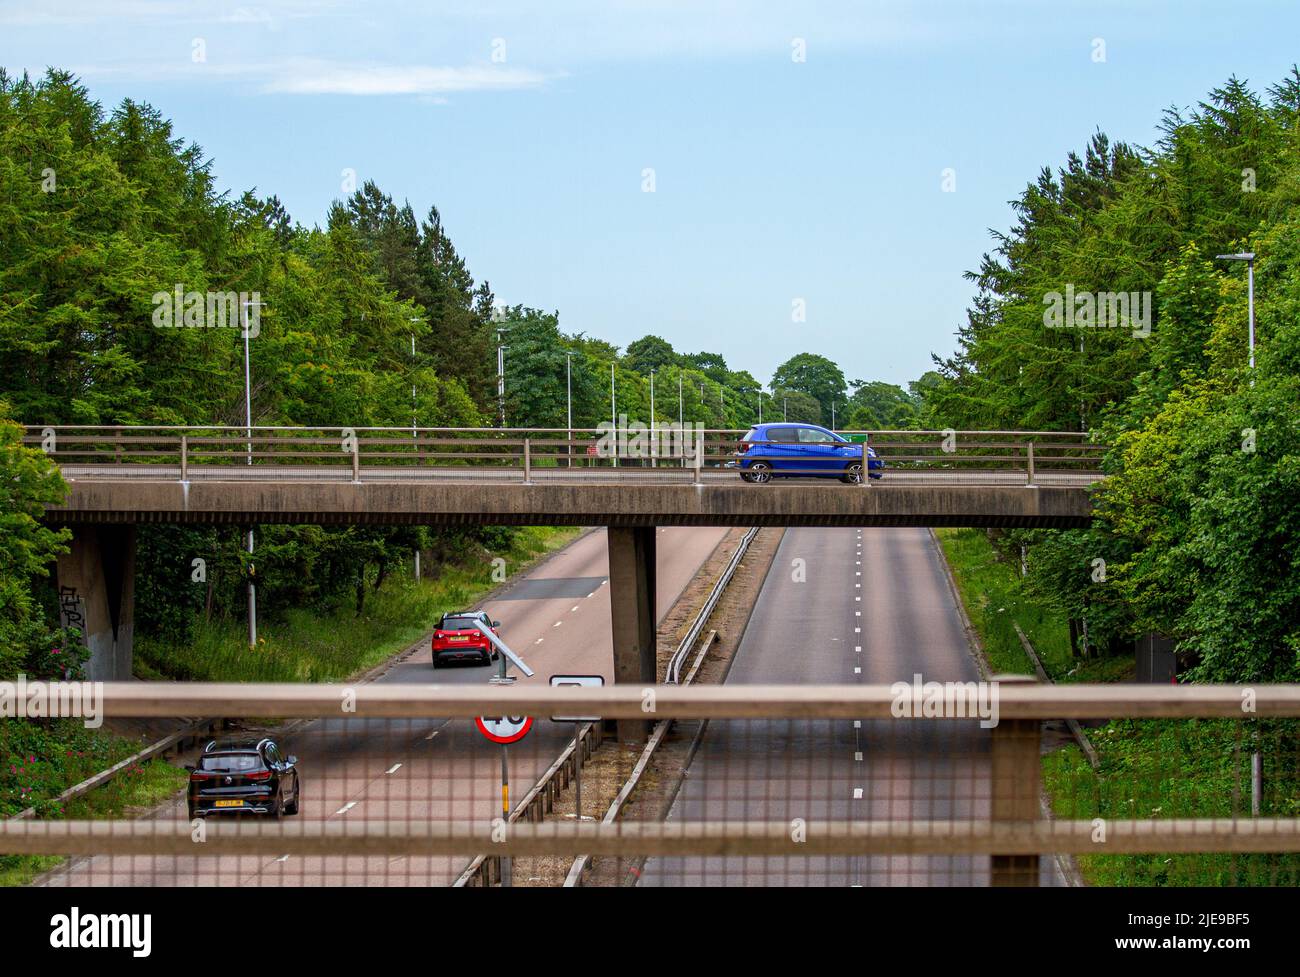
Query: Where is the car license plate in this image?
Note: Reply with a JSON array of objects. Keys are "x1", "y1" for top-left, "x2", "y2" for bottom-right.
[
  {"x1": 214, "y1": 799, "x2": 243, "y2": 808},
  {"x1": 450, "y1": 636, "x2": 468, "y2": 641}
]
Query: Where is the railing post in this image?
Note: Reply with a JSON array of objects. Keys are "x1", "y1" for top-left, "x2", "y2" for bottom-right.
[
  {"x1": 523, "y1": 438, "x2": 532, "y2": 483},
  {"x1": 861, "y1": 441, "x2": 870, "y2": 486},
  {"x1": 351, "y1": 443, "x2": 360, "y2": 483},
  {"x1": 990, "y1": 674, "x2": 1041, "y2": 886},
  {"x1": 1026, "y1": 440, "x2": 1036, "y2": 486},
  {"x1": 180, "y1": 435, "x2": 188, "y2": 481},
  {"x1": 693, "y1": 430, "x2": 703, "y2": 484}
]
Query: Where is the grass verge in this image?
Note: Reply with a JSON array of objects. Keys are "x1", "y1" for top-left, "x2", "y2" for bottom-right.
[
  {"x1": 932, "y1": 528, "x2": 1071, "y2": 676},
  {"x1": 1, "y1": 719, "x2": 189, "y2": 886},
  {"x1": 932, "y1": 527, "x2": 1297, "y2": 886}
]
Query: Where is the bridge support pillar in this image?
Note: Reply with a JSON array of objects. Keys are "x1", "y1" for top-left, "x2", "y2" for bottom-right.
[
  {"x1": 55, "y1": 526, "x2": 136, "y2": 681},
  {"x1": 607, "y1": 526, "x2": 656, "y2": 743}
]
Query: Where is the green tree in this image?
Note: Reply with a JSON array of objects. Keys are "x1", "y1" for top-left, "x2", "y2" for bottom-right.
[
  {"x1": 0, "y1": 409, "x2": 77, "y2": 678},
  {"x1": 770, "y1": 388, "x2": 822, "y2": 424},
  {"x1": 771, "y1": 353, "x2": 846, "y2": 420},
  {"x1": 624, "y1": 335, "x2": 680, "y2": 375}
]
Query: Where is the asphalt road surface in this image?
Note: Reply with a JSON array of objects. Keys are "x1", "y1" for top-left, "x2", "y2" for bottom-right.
[
  {"x1": 639, "y1": 526, "x2": 1062, "y2": 887},
  {"x1": 40, "y1": 526, "x2": 727, "y2": 887}
]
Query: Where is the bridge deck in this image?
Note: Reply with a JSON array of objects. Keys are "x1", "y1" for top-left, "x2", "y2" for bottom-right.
[{"x1": 48, "y1": 466, "x2": 1099, "y2": 527}]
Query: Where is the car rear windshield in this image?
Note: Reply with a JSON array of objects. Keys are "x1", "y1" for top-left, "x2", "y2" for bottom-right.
[
  {"x1": 199, "y1": 754, "x2": 263, "y2": 773},
  {"x1": 742, "y1": 428, "x2": 758, "y2": 442},
  {"x1": 441, "y1": 616, "x2": 481, "y2": 631}
]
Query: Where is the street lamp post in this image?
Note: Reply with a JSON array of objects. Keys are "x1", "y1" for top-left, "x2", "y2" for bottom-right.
[
  {"x1": 610, "y1": 361, "x2": 618, "y2": 468},
  {"x1": 495, "y1": 329, "x2": 510, "y2": 427},
  {"x1": 649, "y1": 369, "x2": 656, "y2": 466},
  {"x1": 408, "y1": 316, "x2": 424, "y2": 440},
  {"x1": 565, "y1": 352, "x2": 574, "y2": 468},
  {"x1": 408, "y1": 316, "x2": 424, "y2": 582},
  {"x1": 1215, "y1": 252, "x2": 1256, "y2": 380},
  {"x1": 240, "y1": 298, "x2": 264, "y2": 650}
]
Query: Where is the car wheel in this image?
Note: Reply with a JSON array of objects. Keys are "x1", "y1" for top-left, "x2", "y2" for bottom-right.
[
  {"x1": 187, "y1": 804, "x2": 197, "y2": 820},
  {"x1": 432, "y1": 657, "x2": 442, "y2": 669},
  {"x1": 285, "y1": 779, "x2": 300, "y2": 816},
  {"x1": 747, "y1": 462, "x2": 772, "y2": 484},
  {"x1": 271, "y1": 792, "x2": 284, "y2": 821},
  {"x1": 842, "y1": 463, "x2": 863, "y2": 484}
]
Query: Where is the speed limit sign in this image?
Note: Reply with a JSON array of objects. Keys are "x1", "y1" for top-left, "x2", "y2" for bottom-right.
[{"x1": 475, "y1": 715, "x2": 533, "y2": 744}]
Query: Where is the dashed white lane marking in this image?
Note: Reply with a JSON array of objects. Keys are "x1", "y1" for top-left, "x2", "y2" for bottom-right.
[
  {"x1": 855, "y1": 752, "x2": 863, "y2": 762},
  {"x1": 586, "y1": 592, "x2": 595, "y2": 599},
  {"x1": 854, "y1": 666, "x2": 861, "y2": 674},
  {"x1": 856, "y1": 571, "x2": 861, "y2": 576},
  {"x1": 336, "y1": 801, "x2": 357, "y2": 815},
  {"x1": 855, "y1": 645, "x2": 862, "y2": 653},
  {"x1": 855, "y1": 596, "x2": 861, "y2": 601},
  {"x1": 534, "y1": 638, "x2": 544, "y2": 644},
  {"x1": 276, "y1": 854, "x2": 290, "y2": 863},
  {"x1": 853, "y1": 720, "x2": 861, "y2": 728},
  {"x1": 553, "y1": 621, "x2": 563, "y2": 627},
  {"x1": 855, "y1": 611, "x2": 861, "y2": 616},
  {"x1": 853, "y1": 787, "x2": 863, "y2": 799},
  {"x1": 856, "y1": 561, "x2": 861, "y2": 566},
  {"x1": 385, "y1": 763, "x2": 402, "y2": 775},
  {"x1": 855, "y1": 627, "x2": 861, "y2": 633},
  {"x1": 426, "y1": 729, "x2": 439, "y2": 740}
]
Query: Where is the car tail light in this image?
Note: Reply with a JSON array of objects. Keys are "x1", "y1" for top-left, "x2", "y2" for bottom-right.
[
  {"x1": 737, "y1": 442, "x2": 750, "y2": 453},
  {"x1": 245, "y1": 771, "x2": 272, "y2": 781}
]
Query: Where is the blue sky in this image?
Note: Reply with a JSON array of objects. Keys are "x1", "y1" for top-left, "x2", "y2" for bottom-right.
[{"x1": 3, "y1": 1, "x2": 1298, "y2": 389}]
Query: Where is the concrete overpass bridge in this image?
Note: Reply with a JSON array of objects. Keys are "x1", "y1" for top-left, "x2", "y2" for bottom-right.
[{"x1": 27, "y1": 425, "x2": 1105, "y2": 689}]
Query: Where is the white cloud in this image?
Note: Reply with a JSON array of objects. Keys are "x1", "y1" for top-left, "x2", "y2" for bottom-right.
[
  {"x1": 64, "y1": 57, "x2": 554, "y2": 98},
  {"x1": 263, "y1": 61, "x2": 554, "y2": 96}
]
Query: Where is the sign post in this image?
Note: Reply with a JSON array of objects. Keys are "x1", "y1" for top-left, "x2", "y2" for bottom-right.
[
  {"x1": 550, "y1": 674, "x2": 604, "y2": 822},
  {"x1": 475, "y1": 714, "x2": 532, "y2": 887},
  {"x1": 472, "y1": 620, "x2": 535, "y2": 886}
]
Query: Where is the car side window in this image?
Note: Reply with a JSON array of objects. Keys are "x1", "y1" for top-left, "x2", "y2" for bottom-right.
[
  {"x1": 766, "y1": 427, "x2": 798, "y2": 443},
  {"x1": 265, "y1": 744, "x2": 281, "y2": 766},
  {"x1": 798, "y1": 428, "x2": 835, "y2": 443}
]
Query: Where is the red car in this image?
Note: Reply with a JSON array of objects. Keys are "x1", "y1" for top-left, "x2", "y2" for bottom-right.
[{"x1": 431, "y1": 610, "x2": 501, "y2": 667}]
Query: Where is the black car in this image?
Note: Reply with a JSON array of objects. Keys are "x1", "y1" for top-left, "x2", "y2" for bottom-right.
[{"x1": 187, "y1": 737, "x2": 301, "y2": 820}]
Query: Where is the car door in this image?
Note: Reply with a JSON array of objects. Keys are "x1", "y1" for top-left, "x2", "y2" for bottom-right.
[
  {"x1": 762, "y1": 426, "x2": 800, "y2": 471},
  {"x1": 795, "y1": 426, "x2": 840, "y2": 472}
]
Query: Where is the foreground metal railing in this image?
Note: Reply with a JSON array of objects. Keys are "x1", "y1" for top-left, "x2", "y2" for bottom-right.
[
  {"x1": 22, "y1": 425, "x2": 1107, "y2": 486},
  {"x1": 2, "y1": 682, "x2": 1296, "y2": 887}
]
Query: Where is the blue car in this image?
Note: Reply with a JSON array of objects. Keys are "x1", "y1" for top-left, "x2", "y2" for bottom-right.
[{"x1": 734, "y1": 423, "x2": 884, "y2": 483}]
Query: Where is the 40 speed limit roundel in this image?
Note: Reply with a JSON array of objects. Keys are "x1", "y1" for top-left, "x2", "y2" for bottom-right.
[{"x1": 475, "y1": 715, "x2": 534, "y2": 744}]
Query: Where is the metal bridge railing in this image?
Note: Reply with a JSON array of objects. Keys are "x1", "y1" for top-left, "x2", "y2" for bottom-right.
[
  {"x1": 22, "y1": 425, "x2": 1107, "y2": 486},
  {"x1": 2, "y1": 682, "x2": 1295, "y2": 887}
]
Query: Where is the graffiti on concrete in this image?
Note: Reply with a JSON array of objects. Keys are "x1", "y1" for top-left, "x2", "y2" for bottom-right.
[{"x1": 58, "y1": 585, "x2": 87, "y2": 641}]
